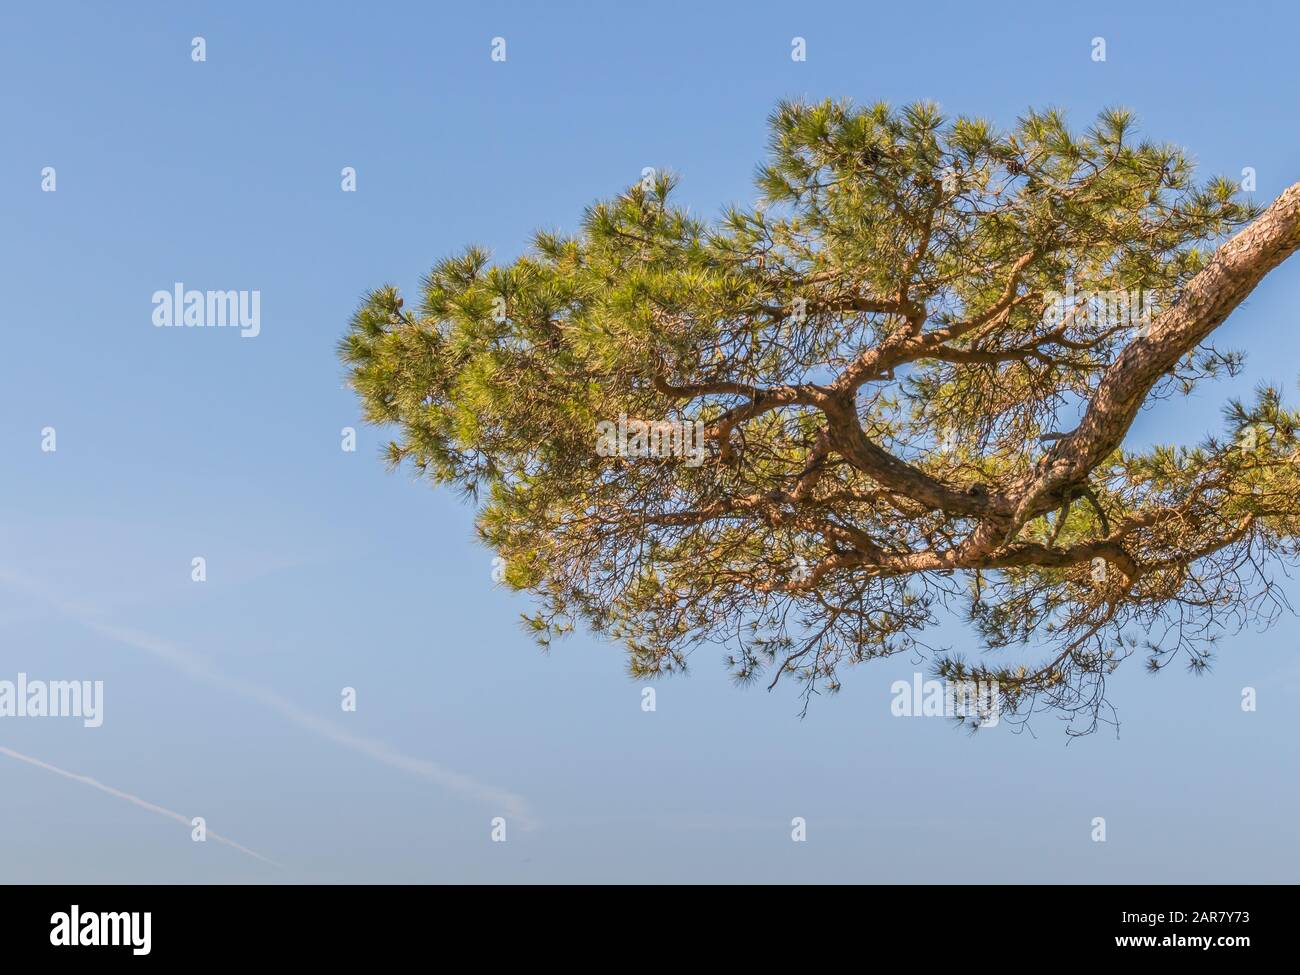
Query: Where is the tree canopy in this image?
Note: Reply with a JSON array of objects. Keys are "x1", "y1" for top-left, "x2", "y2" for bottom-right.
[{"x1": 340, "y1": 99, "x2": 1300, "y2": 732}]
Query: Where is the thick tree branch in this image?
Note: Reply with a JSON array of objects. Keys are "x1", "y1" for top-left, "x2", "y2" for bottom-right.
[{"x1": 1014, "y1": 183, "x2": 1300, "y2": 524}]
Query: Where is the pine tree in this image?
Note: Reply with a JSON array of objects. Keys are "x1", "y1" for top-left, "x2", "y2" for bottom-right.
[{"x1": 340, "y1": 99, "x2": 1300, "y2": 731}]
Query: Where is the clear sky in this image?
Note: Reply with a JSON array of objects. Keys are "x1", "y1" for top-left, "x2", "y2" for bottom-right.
[{"x1": 1, "y1": 0, "x2": 1297, "y2": 883}]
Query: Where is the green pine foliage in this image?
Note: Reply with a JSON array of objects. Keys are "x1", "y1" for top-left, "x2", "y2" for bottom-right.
[{"x1": 340, "y1": 99, "x2": 1298, "y2": 732}]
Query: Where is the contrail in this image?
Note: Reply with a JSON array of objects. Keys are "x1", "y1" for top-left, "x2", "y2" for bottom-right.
[
  {"x1": 0, "y1": 568, "x2": 537, "y2": 828},
  {"x1": 85, "y1": 619, "x2": 537, "y2": 827},
  {"x1": 0, "y1": 744, "x2": 279, "y2": 866}
]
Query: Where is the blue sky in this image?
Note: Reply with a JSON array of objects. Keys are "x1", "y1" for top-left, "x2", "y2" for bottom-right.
[{"x1": 0, "y1": 0, "x2": 1297, "y2": 883}]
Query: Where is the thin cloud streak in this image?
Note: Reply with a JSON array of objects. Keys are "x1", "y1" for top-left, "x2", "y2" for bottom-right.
[
  {"x1": 0, "y1": 744, "x2": 279, "y2": 866},
  {"x1": 86, "y1": 619, "x2": 537, "y2": 827},
  {"x1": 0, "y1": 568, "x2": 536, "y2": 828}
]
